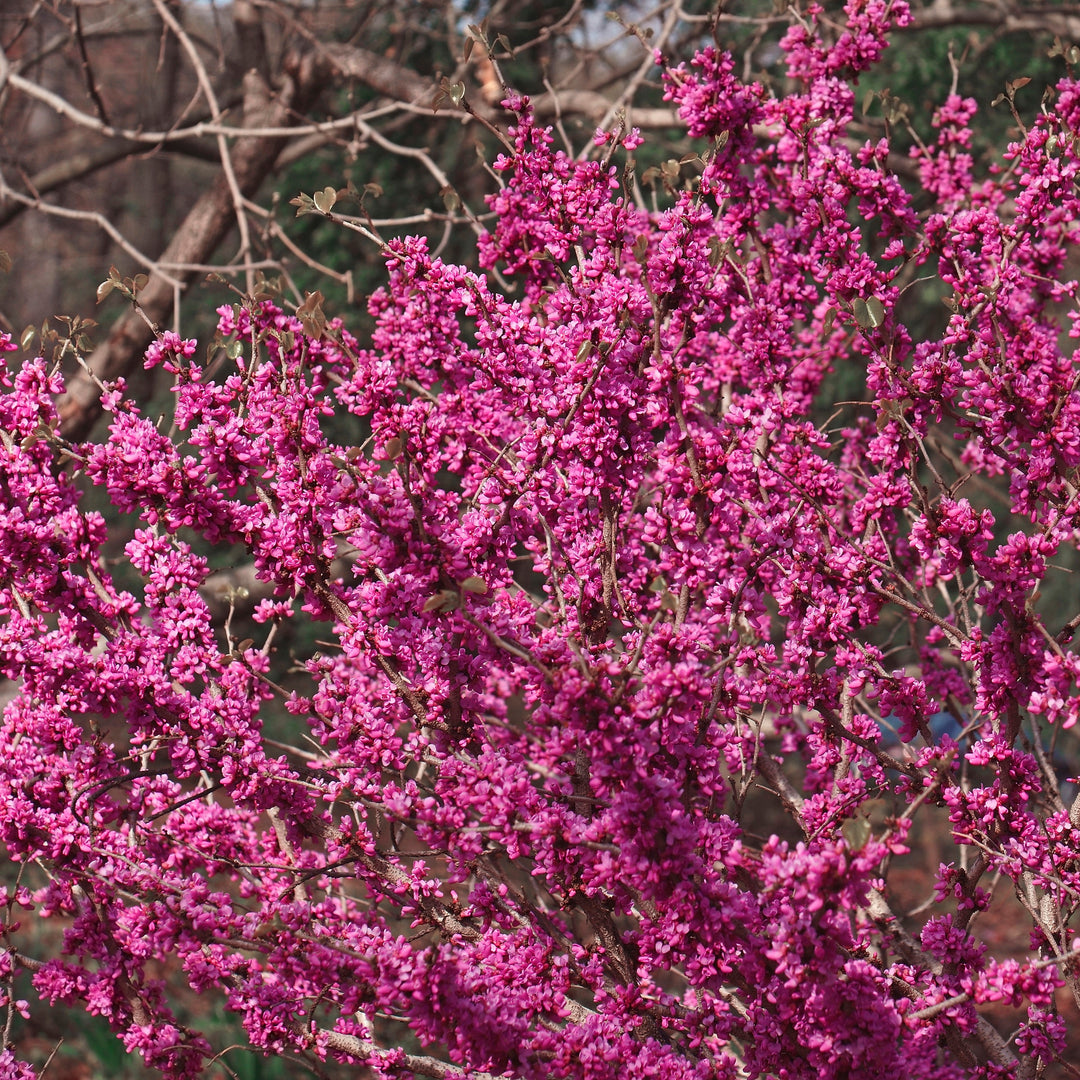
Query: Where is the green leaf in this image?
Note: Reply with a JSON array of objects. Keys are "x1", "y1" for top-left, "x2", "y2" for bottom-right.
[
  {"x1": 441, "y1": 187, "x2": 461, "y2": 213},
  {"x1": 96, "y1": 279, "x2": 115, "y2": 304},
  {"x1": 448, "y1": 82, "x2": 466, "y2": 106},
  {"x1": 865, "y1": 296, "x2": 886, "y2": 327},
  {"x1": 460, "y1": 576, "x2": 488, "y2": 594}
]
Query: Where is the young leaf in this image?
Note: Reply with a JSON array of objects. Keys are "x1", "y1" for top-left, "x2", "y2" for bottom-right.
[
  {"x1": 422, "y1": 590, "x2": 459, "y2": 613},
  {"x1": 661, "y1": 159, "x2": 681, "y2": 182},
  {"x1": 842, "y1": 816, "x2": 872, "y2": 851},
  {"x1": 313, "y1": 186, "x2": 337, "y2": 214},
  {"x1": 290, "y1": 192, "x2": 318, "y2": 217},
  {"x1": 297, "y1": 290, "x2": 327, "y2": 340}
]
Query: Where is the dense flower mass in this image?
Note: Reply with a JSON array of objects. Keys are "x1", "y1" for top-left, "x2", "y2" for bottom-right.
[{"x1": 2, "y1": 2, "x2": 1080, "y2": 1078}]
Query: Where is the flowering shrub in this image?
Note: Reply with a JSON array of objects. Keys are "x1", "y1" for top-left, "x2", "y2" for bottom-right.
[{"x1": 3, "y1": 2, "x2": 1080, "y2": 1077}]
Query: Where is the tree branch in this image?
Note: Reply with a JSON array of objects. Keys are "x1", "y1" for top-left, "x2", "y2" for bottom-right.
[{"x1": 58, "y1": 57, "x2": 324, "y2": 440}]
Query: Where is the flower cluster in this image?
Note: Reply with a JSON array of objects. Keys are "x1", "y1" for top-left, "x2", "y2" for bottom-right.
[{"x1": 2, "y1": 2, "x2": 1080, "y2": 1078}]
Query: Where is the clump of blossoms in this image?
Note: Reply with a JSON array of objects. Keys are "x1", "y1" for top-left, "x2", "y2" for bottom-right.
[{"x1": 3, "y1": 2, "x2": 1080, "y2": 1078}]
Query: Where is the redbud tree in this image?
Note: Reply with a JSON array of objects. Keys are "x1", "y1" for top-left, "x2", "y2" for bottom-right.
[{"x1": 3, "y1": 2, "x2": 1080, "y2": 1077}]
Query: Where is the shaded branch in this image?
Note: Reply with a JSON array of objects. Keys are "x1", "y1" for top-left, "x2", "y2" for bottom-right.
[
  {"x1": 58, "y1": 58, "x2": 324, "y2": 440},
  {"x1": 905, "y1": 0, "x2": 1080, "y2": 36},
  {"x1": 0, "y1": 134, "x2": 220, "y2": 231}
]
